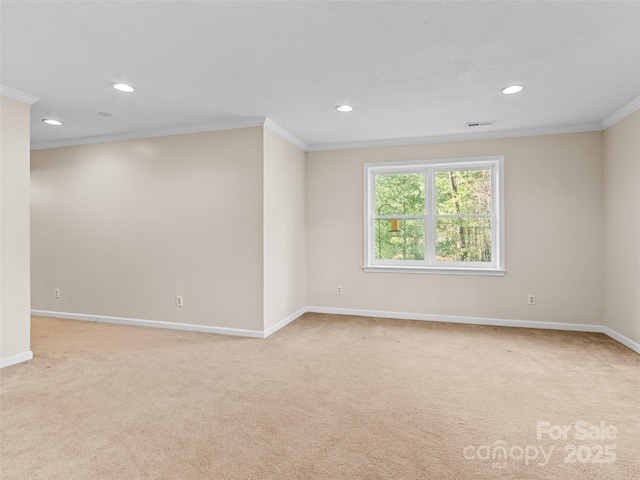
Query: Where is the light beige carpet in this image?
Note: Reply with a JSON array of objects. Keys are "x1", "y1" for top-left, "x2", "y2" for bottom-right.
[{"x1": 1, "y1": 313, "x2": 638, "y2": 479}]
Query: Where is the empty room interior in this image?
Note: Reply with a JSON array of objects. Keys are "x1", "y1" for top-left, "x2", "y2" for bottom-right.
[{"x1": 1, "y1": 2, "x2": 639, "y2": 479}]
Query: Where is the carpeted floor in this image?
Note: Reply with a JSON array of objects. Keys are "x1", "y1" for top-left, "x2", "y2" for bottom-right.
[{"x1": 1, "y1": 313, "x2": 638, "y2": 479}]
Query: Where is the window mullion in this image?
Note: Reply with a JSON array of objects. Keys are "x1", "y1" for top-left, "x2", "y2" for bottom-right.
[
  {"x1": 425, "y1": 168, "x2": 435, "y2": 266},
  {"x1": 491, "y1": 163, "x2": 498, "y2": 267},
  {"x1": 368, "y1": 170, "x2": 376, "y2": 265}
]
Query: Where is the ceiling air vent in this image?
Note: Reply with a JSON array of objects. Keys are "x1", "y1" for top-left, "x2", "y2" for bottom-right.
[{"x1": 466, "y1": 120, "x2": 494, "y2": 127}]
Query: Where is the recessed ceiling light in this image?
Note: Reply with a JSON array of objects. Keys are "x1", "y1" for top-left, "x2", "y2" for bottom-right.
[
  {"x1": 112, "y1": 83, "x2": 135, "y2": 93},
  {"x1": 42, "y1": 119, "x2": 63, "y2": 126},
  {"x1": 336, "y1": 105, "x2": 354, "y2": 113},
  {"x1": 501, "y1": 85, "x2": 525, "y2": 95}
]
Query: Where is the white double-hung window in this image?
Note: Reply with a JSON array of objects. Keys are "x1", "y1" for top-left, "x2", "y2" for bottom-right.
[{"x1": 363, "y1": 155, "x2": 505, "y2": 276}]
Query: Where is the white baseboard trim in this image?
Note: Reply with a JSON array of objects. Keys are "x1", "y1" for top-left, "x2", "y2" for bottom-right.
[
  {"x1": 306, "y1": 306, "x2": 640, "y2": 355},
  {"x1": 31, "y1": 310, "x2": 264, "y2": 338},
  {"x1": 264, "y1": 307, "x2": 307, "y2": 338},
  {"x1": 306, "y1": 306, "x2": 603, "y2": 332},
  {"x1": 30, "y1": 307, "x2": 639, "y2": 355},
  {"x1": 31, "y1": 310, "x2": 98, "y2": 322},
  {"x1": 602, "y1": 327, "x2": 640, "y2": 354},
  {"x1": 0, "y1": 350, "x2": 34, "y2": 369}
]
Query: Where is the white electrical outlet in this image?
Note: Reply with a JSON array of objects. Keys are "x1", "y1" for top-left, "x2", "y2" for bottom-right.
[
  {"x1": 176, "y1": 295, "x2": 184, "y2": 307},
  {"x1": 336, "y1": 285, "x2": 343, "y2": 295},
  {"x1": 528, "y1": 294, "x2": 536, "y2": 305},
  {"x1": 54, "y1": 288, "x2": 60, "y2": 298}
]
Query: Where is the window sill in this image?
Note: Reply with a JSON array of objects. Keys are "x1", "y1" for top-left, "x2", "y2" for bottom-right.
[{"x1": 362, "y1": 266, "x2": 506, "y2": 276}]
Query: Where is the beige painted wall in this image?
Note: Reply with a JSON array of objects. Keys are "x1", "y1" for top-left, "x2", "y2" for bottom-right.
[
  {"x1": 307, "y1": 132, "x2": 604, "y2": 325},
  {"x1": 1, "y1": 96, "x2": 32, "y2": 362},
  {"x1": 263, "y1": 128, "x2": 307, "y2": 330},
  {"x1": 31, "y1": 127, "x2": 265, "y2": 331},
  {"x1": 23, "y1": 116, "x2": 640, "y2": 342},
  {"x1": 604, "y1": 109, "x2": 640, "y2": 344}
]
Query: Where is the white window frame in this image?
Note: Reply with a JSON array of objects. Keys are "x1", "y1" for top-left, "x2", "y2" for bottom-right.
[{"x1": 363, "y1": 155, "x2": 505, "y2": 276}]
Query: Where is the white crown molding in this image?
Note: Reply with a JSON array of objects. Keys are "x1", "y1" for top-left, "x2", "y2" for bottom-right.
[
  {"x1": 0, "y1": 351, "x2": 34, "y2": 369},
  {"x1": 31, "y1": 117, "x2": 267, "y2": 150},
  {"x1": 601, "y1": 95, "x2": 640, "y2": 129},
  {"x1": 29, "y1": 115, "x2": 607, "y2": 153},
  {"x1": 31, "y1": 116, "x2": 310, "y2": 152},
  {"x1": 0, "y1": 84, "x2": 39, "y2": 105},
  {"x1": 306, "y1": 122, "x2": 603, "y2": 152},
  {"x1": 263, "y1": 118, "x2": 308, "y2": 151}
]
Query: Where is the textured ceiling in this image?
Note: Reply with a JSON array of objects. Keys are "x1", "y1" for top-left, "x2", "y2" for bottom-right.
[{"x1": 1, "y1": 1, "x2": 639, "y2": 150}]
